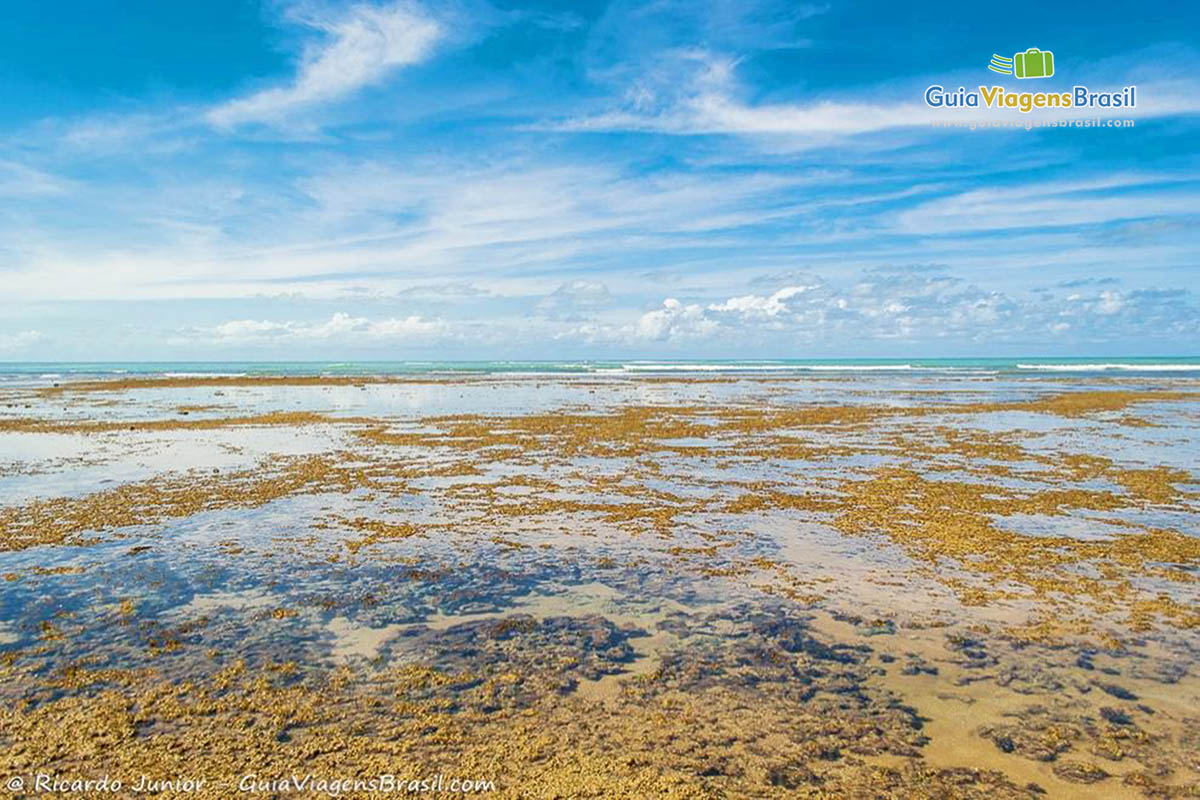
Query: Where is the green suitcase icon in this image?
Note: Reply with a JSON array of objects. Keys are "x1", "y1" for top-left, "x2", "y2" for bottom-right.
[{"x1": 1014, "y1": 48, "x2": 1054, "y2": 79}]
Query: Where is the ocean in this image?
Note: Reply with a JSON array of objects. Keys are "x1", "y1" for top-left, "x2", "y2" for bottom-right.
[{"x1": 1, "y1": 355, "x2": 1198, "y2": 381}]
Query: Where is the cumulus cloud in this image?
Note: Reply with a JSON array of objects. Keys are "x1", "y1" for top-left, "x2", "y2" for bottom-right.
[
  {"x1": 708, "y1": 285, "x2": 820, "y2": 317},
  {"x1": 208, "y1": 2, "x2": 441, "y2": 127},
  {"x1": 1095, "y1": 290, "x2": 1124, "y2": 315},
  {"x1": 635, "y1": 298, "x2": 718, "y2": 341},
  {"x1": 204, "y1": 312, "x2": 446, "y2": 343},
  {"x1": 552, "y1": 269, "x2": 1199, "y2": 348},
  {"x1": 1053, "y1": 288, "x2": 1198, "y2": 338}
]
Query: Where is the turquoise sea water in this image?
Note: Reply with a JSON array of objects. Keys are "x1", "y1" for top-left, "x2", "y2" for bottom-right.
[{"x1": 1, "y1": 356, "x2": 1199, "y2": 379}]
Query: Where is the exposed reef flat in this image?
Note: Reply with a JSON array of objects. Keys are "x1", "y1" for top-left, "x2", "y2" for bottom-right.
[{"x1": 1, "y1": 374, "x2": 1197, "y2": 798}]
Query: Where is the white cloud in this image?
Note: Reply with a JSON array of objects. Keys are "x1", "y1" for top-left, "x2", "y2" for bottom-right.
[
  {"x1": 208, "y1": 2, "x2": 441, "y2": 127},
  {"x1": 708, "y1": 285, "x2": 818, "y2": 317},
  {"x1": 183, "y1": 273, "x2": 1192, "y2": 353},
  {"x1": 550, "y1": 51, "x2": 934, "y2": 140},
  {"x1": 537, "y1": 280, "x2": 612, "y2": 318},
  {"x1": 635, "y1": 298, "x2": 718, "y2": 341},
  {"x1": 205, "y1": 312, "x2": 445, "y2": 343},
  {"x1": 0, "y1": 330, "x2": 43, "y2": 351},
  {"x1": 550, "y1": 48, "x2": 1200, "y2": 143},
  {"x1": 213, "y1": 319, "x2": 289, "y2": 338},
  {"x1": 0, "y1": 158, "x2": 836, "y2": 302},
  {"x1": 1095, "y1": 290, "x2": 1124, "y2": 315},
  {"x1": 0, "y1": 161, "x2": 71, "y2": 197},
  {"x1": 394, "y1": 282, "x2": 492, "y2": 298},
  {"x1": 894, "y1": 174, "x2": 1200, "y2": 235},
  {"x1": 548, "y1": 269, "x2": 1199, "y2": 348}
]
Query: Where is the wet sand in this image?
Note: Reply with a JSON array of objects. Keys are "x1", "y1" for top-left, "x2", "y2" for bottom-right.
[{"x1": 0, "y1": 373, "x2": 1197, "y2": 798}]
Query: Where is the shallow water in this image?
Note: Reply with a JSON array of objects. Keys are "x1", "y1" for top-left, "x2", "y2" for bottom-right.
[{"x1": 1, "y1": 372, "x2": 1198, "y2": 798}]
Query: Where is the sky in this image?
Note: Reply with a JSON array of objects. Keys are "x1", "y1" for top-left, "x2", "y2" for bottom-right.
[{"x1": 0, "y1": 0, "x2": 1198, "y2": 360}]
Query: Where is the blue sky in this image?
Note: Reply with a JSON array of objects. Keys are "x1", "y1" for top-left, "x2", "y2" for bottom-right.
[{"x1": 0, "y1": 0, "x2": 1197, "y2": 359}]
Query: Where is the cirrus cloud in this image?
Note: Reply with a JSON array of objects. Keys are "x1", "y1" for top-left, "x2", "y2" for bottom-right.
[{"x1": 207, "y1": 2, "x2": 442, "y2": 128}]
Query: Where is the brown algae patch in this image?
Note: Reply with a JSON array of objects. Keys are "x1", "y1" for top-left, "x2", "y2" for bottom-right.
[
  {"x1": 1000, "y1": 389, "x2": 1194, "y2": 420},
  {"x1": 0, "y1": 455, "x2": 368, "y2": 551},
  {"x1": 2, "y1": 378, "x2": 1199, "y2": 797},
  {"x1": 830, "y1": 468, "x2": 1200, "y2": 626},
  {"x1": 0, "y1": 609, "x2": 1071, "y2": 799},
  {"x1": 0, "y1": 411, "x2": 354, "y2": 435},
  {"x1": 3, "y1": 391, "x2": 1198, "y2": 630}
]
